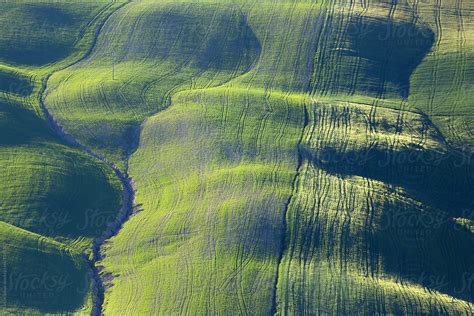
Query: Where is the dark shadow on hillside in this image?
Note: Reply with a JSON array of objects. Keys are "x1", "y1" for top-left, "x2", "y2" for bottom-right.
[
  {"x1": 113, "y1": 4, "x2": 261, "y2": 72},
  {"x1": 0, "y1": 100, "x2": 55, "y2": 146},
  {"x1": 0, "y1": 100, "x2": 122, "y2": 242},
  {"x1": 0, "y1": 3, "x2": 86, "y2": 65},
  {"x1": 300, "y1": 144, "x2": 474, "y2": 218},
  {"x1": 0, "y1": 243, "x2": 89, "y2": 313},
  {"x1": 0, "y1": 71, "x2": 33, "y2": 97},
  {"x1": 299, "y1": 135, "x2": 474, "y2": 302},
  {"x1": 313, "y1": 16, "x2": 435, "y2": 98}
]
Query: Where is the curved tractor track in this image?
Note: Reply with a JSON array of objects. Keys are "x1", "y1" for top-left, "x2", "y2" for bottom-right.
[{"x1": 37, "y1": 1, "x2": 134, "y2": 315}]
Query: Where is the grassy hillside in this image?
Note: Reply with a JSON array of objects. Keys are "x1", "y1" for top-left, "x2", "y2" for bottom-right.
[
  {"x1": 409, "y1": 0, "x2": 474, "y2": 150},
  {"x1": 40, "y1": 0, "x2": 474, "y2": 314},
  {"x1": 0, "y1": 97, "x2": 122, "y2": 246},
  {"x1": 45, "y1": 1, "x2": 261, "y2": 167},
  {"x1": 0, "y1": 96, "x2": 122, "y2": 314},
  {"x1": 277, "y1": 99, "x2": 474, "y2": 314},
  {"x1": 1, "y1": 0, "x2": 473, "y2": 315},
  {"x1": 0, "y1": 1, "x2": 125, "y2": 314},
  {"x1": 0, "y1": 1, "x2": 115, "y2": 66},
  {"x1": 101, "y1": 88, "x2": 306, "y2": 314},
  {"x1": 0, "y1": 221, "x2": 92, "y2": 315}
]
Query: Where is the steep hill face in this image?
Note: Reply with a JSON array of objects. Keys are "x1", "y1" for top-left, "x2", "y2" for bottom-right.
[{"x1": 0, "y1": 0, "x2": 473, "y2": 315}]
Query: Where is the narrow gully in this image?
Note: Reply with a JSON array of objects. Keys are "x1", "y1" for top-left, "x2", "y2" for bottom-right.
[
  {"x1": 37, "y1": 2, "x2": 134, "y2": 315},
  {"x1": 39, "y1": 73, "x2": 136, "y2": 316},
  {"x1": 270, "y1": 104, "x2": 309, "y2": 315}
]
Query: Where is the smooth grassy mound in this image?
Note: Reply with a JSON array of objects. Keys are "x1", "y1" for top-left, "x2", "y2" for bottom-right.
[
  {"x1": 0, "y1": 96, "x2": 122, "y2": 314},
  {"x1": 0, "y1": 96, "x2": 122, "y2": 248},
  {"x1": 0, "y1": 1, "x2": 112, "y2": 66},
  {"x1": 0, "y1": 222, "x2": 91, "y2": 315}
]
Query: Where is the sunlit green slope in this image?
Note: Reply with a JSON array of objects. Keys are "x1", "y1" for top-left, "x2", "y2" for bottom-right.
[
  {"x1": 0, "y1": 1, "x2": 124, "y2": 314},
  {"x1": 40, "y1": 0, "x2": 474, "y2": 315},
  {"x1": 3, "y1": 0, "x2": 473, "y2": 315},
  {"x1": 45, "y1": 1, "x2": 260, "y2": 167},
  {"x1": 101, "y1": 89, "x2": 306, "y2": 315}
]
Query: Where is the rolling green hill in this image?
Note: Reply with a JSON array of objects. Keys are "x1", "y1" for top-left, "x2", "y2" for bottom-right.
[
  {"x1": 0, "y1": 1, "x2": 125, "y2": 314},
  {"x1": 1, "y1": 0, "x2": 473, "y2": 315}
]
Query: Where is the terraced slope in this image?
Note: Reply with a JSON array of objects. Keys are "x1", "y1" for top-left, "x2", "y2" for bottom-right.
[
  {"x1": 1, "y1": 0, "x2": 473, "y2": 315},
  {"x1": 0, "y1": 1, "x2": 125, "y2": 314}
]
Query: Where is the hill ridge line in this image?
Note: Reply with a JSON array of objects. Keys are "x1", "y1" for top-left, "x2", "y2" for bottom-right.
[{"x1": 0, "y1": 220, "x2": 75, "y2": 251}]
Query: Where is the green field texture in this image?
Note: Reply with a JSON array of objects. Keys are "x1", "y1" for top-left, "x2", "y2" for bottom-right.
[
  {"x1": 41, "y1": 0, "x2": 474, "y2": 314},
  {"x1": 45, "y1": 0, "x2": 261, "y2": 168},
  {"x1": 277, "y1": 99, "x2": 474, "y2": 314},
  {"x1": 1, "y1": 0, "x2": 474, "y2": 315},
  {"x1": 0, "y1": 221, "x2": 92, "y2": 315},
  {"x1": 0, "y1": 0, "x2": 120, "y2": 68},
  {"x1": 409, "y1": 0, "x2": 474, "y2": 149},
  {"x1": 0, "y1": 97, "x2": 122, "y2": 248},
  {"x1": 101, "y1": 88, "x2": 305, "y2": 314},
  {"x1": 0, "y1": 1, "x2": 125, "y2": 314}
]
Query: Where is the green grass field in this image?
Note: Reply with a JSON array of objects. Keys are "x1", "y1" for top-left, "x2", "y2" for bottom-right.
[
  {"x1": 0, "y1": 1, "x2": 124, "y2": 314},
  {"x1": 1, "y1": 0, "x2": 473, "y2": 315}
]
